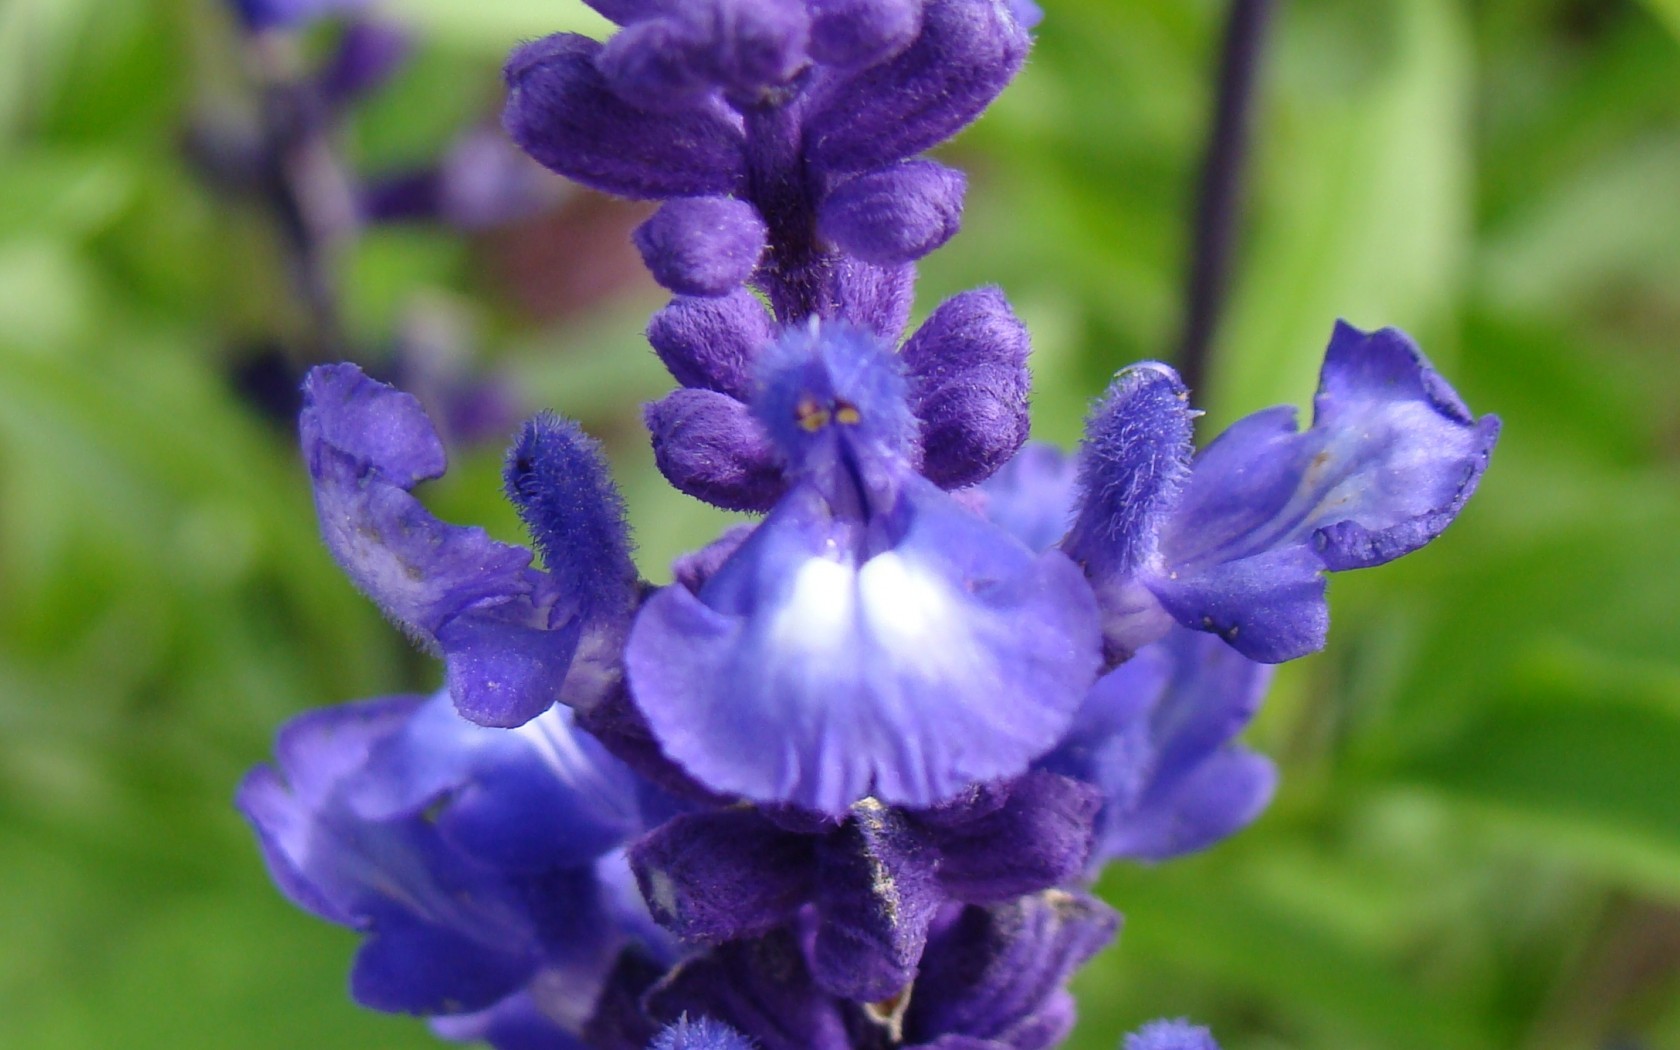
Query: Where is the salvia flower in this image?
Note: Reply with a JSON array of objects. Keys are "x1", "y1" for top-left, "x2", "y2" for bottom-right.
[{"x1": 243, "y1": 3, "x2": 1499, "y2": 1049}]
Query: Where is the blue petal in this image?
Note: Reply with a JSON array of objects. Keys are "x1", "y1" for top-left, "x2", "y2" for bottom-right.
[
  {"x1": 301, "y1": 365, "x2": 589, "y2": 726},
  {"x1": 1041, "y1": 627, "x2": 1275, "y2": 864},
  {"x1": 975, "y1": 442, "x2": 1079, "y2": 554},
  {"x1": 344, "y1": 694, "x2": 644, "y2": 872},
  {"x1": 626, "y1": 477, "x2": 1100, "y2": 813},
  {"x1": 903, "y1": 892, "x2": 1119, "y2": 1048},
  {"x1": 1148, "y1": 323, "x2": 1498, "y2": 659}
]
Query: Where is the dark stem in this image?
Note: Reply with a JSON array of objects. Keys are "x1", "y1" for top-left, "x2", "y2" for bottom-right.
[
  {"x1": 251, "y1": 33, "x2": 359, "y2": 360},
  {"x1": 1176, "y1": 0, "x2": 1275, "y2": 397},
  {"x1": 742, "y1": 87, "x2": 830, "y2": 324}
]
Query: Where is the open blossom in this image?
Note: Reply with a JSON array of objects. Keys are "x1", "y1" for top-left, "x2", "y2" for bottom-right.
[{"x1": 241, "y1": 2, "x2": 1499, "y2": 1048}]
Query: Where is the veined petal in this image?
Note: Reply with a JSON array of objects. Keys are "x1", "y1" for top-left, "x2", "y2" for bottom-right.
[
  {"x1": 626, "y1": 477, "x2": 1100, "y2": 814},
  {"x1": 302, "y1": 365, "x2": 612, "y2": 727},
  {"x1": 903, "y1": 891, "x2": 1119, "y2": 1050},
  {"x1": 1148, "y1": 323, "x2": 1498, "y2": 660}
]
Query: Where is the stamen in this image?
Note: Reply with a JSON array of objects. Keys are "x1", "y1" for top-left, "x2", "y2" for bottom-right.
[{"x1": 796, "y1": 396, "x2": 831, "y2": 432}]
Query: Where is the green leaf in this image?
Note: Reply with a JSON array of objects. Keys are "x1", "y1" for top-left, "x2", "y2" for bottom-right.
[
  {"x1": 1395, "y1": 688, "x2": 1680, "y2": 900},
  {"x1": 380, "y1": 0, "x2": 609, "y2": 55}
]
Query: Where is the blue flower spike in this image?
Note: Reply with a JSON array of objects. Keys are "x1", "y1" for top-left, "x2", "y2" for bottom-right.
[{"x1": 247, "y1": 4, "x2": 1501, "y2": 1047}]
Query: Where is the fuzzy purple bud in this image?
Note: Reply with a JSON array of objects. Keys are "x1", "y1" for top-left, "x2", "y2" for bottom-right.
[
  {"x1": 645, "y1": 388, "x2": 787, "y2": 512},
  {"x1": 635, "y1": 197, "x2": 768, "y2": 297},
  {"x1": 804, "y1": 0, "x2": 1030, "y2": 175},
  {"x1": 504, "y1": 34, "x2": 746, "y2": 200},
  {"x1": 1064, "y1": 363, "x2": 1194, "y2": 582},
  {"x1": 647, "y1": 289, "x2": 775, "y2": 399},
  {"x1": 819, "y1": 159, "x2": 966, "y2": 265},
  {"x1": 900, "y1": 286, "x2": 1032, "y2": 489},
  {"x1": 651, "y1": 1017, "x2": 759, "y2": 1050},
  {"x1": 809, "y1": 0, "x2": 924, "y2": 70},
  {"x1": 505, "y1": 414, "x2": 637, "y2": 623}
]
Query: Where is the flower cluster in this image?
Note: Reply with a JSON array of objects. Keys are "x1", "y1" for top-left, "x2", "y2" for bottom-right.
[{"x1": 239, "y1": 3, "x2": 1499, "y2": 1048}]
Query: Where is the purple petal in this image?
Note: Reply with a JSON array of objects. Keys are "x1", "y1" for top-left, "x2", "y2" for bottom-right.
[
  {"x1": 804, "y1": 0, "x2": 1030, "y2": 175},
  {"x1": 1147, "y1": 544, "x2": 1328, "y2": 663},
  {"x1": 629, "y1": 808, "x2": 814, "y2": 943},
  {"x1": 1103, "y1": 746, "x2": 1275, "y2": 862},
  {"x1": 900, "y1": 287, "x2": 1031, "y2": 489},
  {"x1": 810, "y1": 801, "x2": 941, "y2": 1000},
  {"x1": 904, "y1": 892, "x2": 1118, "y2": 1048},
  {"x1": 1150, "y1": 323, "x2": 1499, "y2": 660},
  {"x1": 975, "y1": 443, "x2": 1078, "y2": 553},
  {"x1": 647, "y1": 290, "x2": 775, "y2": 399},
  {"x1": 809, "y1": 0, "x2": 924, "y2": 69},
  {"x1": 819, "y1": 159, "x2": 966, "y2": 265},
  {"x1": 645, "y1": 932, "x2": 853, "y2": 1050},
  {"x1": 1041, "y1": 627, "x2": 1275, "y2": 864},
  {"x1": 301, "y1": 366, "x2": 579, "y2": 727},
  {"x1": 1306, "y1": 322, "x2": 1501, "y2": 570},
  {"x1": 643, "y1": 388, "x2": 786, "y2": 512},
  {"x1": 431, "y1": 989, "x2": 591, "y2": 1050},
  {"x1": 625, "y1": 478, "x2": 1101, "y2": 814},
  {"x1": 832, "y1": 257, "x2": 917, "y2": 342},
  {"x1": 915, "y1": 771, "x2": 1099, "y2": 902},
  {"x1": 350, "y1": 912, "x2": 536, "y2": 1015},
  {"x1": 634, "y1": 197, "x2": 768, "y2": 296},
  {"x1": 503, "y1": 34, "x2": 746, "y2": 200},
  {"x1": 347, "y1": 696, "x2": 643, "y2": 872},
  {"x1": 238, "y1": 698, "x2": 553, "y2": 1016},
  {"x1": 1125, "y1": 1019, "x2": 1221, "y2": 1050}
]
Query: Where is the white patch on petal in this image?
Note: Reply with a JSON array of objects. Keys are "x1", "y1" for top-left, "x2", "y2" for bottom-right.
[
  {"x1": 768, "y1": 556, "x2": 857, "y2": 656},
  {"x1": 857, "y1": 552, "x2": 973, "y2": 676}
]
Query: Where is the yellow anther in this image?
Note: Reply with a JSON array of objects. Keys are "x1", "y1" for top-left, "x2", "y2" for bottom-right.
[
  {"x1": 834, "y1": 401, "x2": 862, "y2": 425},
  {"x1": 796, "y1": 397, "x2": 831, "y2": 432}
]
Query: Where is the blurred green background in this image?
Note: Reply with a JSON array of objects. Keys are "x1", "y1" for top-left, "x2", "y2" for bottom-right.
[{"x1": 1, "y1": 0, "x2": 1677, "y2": 1047}]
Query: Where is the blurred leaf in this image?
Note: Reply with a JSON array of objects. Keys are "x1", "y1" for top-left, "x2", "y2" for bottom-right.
[
  {"x1": 1637, "y1": 0, "x2": 1680, "y2": 43},
  {"x1": 1208, "y1": 0, "x2": 1473, "y2": 428},
  {"x1": 1395, "y1": 688, "x2": 1680, "y2": 900},
  {"x1": 381, "y1": 0, "x2": 609, "y2": 55}
]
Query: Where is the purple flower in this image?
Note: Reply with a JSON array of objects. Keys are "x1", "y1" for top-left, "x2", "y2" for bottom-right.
[
  {"x1": 300, "y1": 364, "x2": 636, "y2": 726},
  {"x1": 1040, "y1": 627, "x2": 1276, "y2": 866},
  {"x1": 627, "y1": 770, "x2": 1098, "y2": 1000},
  {"x1": 1059, "y1": 322, "x2": 1500, "y2": 663},
  {"x1": 236, "y1": 692, "x2": 662, "y2": 1022},
  {"x1": 625, "y1": 322, "x2": 1101, "y2": 814},
  {"x1": 643, "y1": 891, "x2": 1118, "y2": 1050},
  {"x1": 504, "y1": 0, "x2": 1025, "y2": 321}
]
